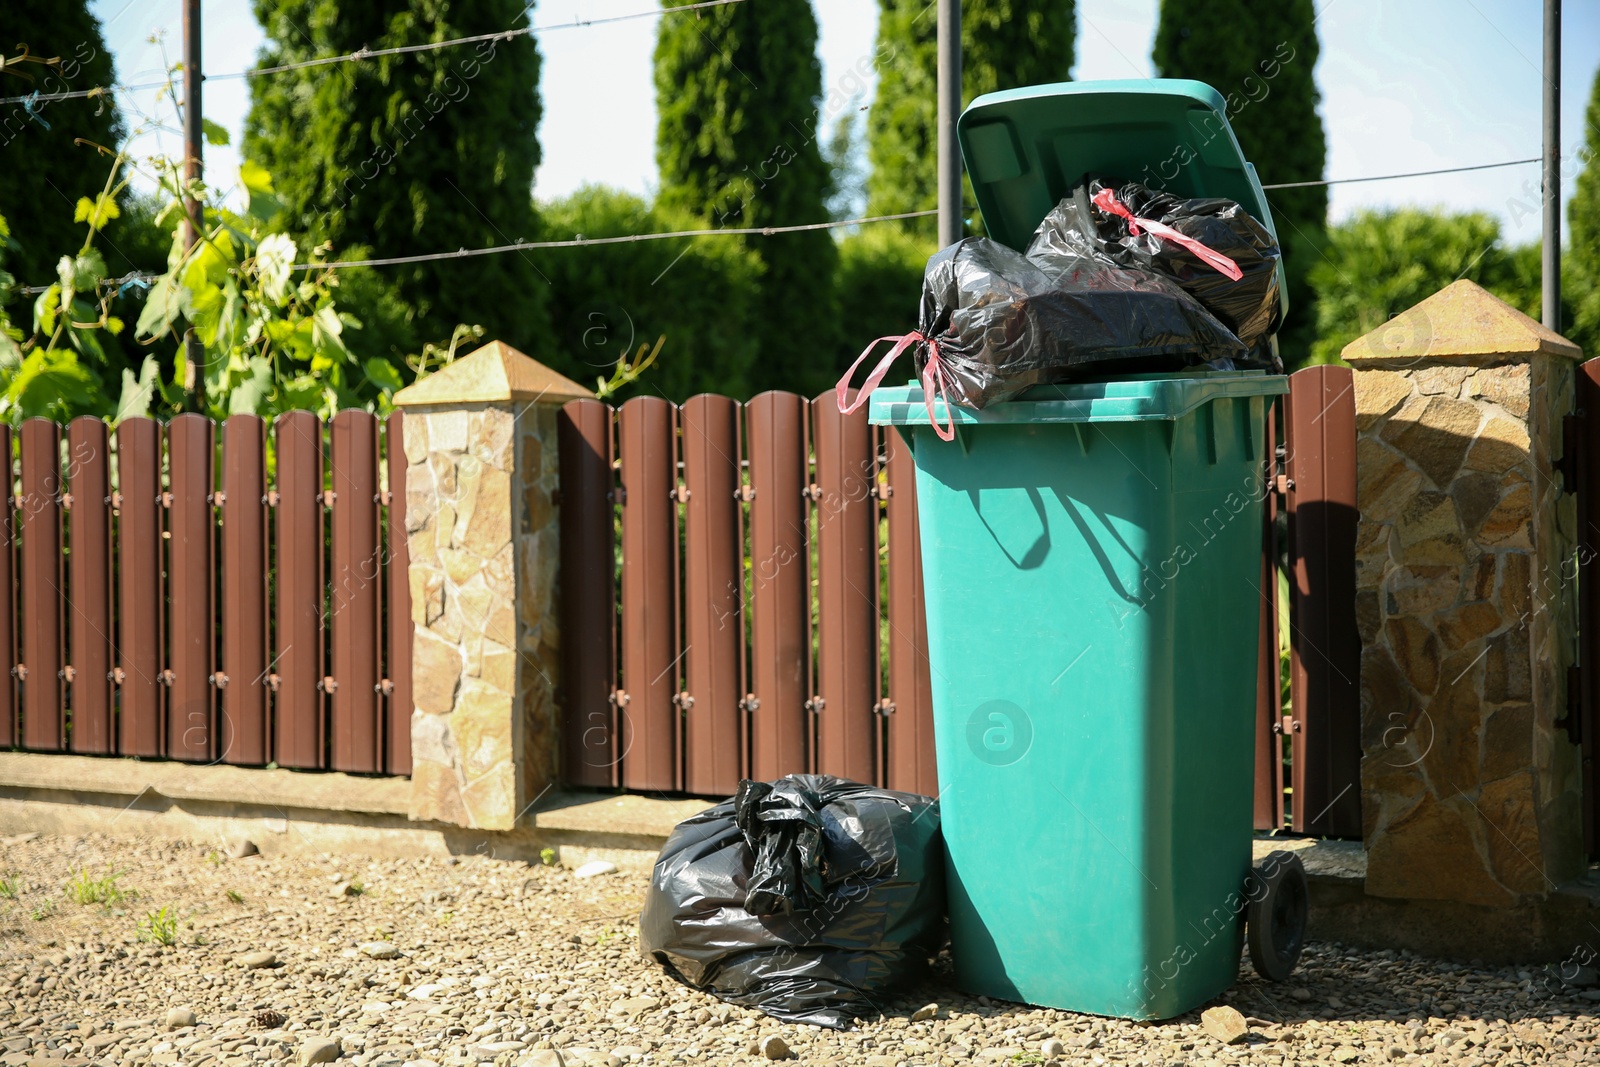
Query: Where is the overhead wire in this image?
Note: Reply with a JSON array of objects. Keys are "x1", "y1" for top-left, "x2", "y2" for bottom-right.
[
  {"x1": 0, "y1": 0, "x2": 747, "y2": 105},
  {"x1": 11, "y1": 154, "x2": 1557, "y2": 293}
]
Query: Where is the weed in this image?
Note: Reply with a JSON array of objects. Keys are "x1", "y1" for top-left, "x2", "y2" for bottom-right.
[
  {"x1": 226, "y1": 889, "x2": 245, "y2": 904},
  {"x1": 30, "y1": 901, "x2": 56, "y2": 921},
  {"x1": 539, "y1": 848, "x2": 556, "y2": 867},
  {"x1": 348, "y1": 881, "x2": 367, "y2": 897},
  {"x1": 65, "y1": 868, "x2": 127, "y2": 906},
  {"x1": 137, "y1": 906, "x2": 179, "y2": 946},
  {"x1": 205, "y1": 851, "x2": 224, "y2": 866},
  {"x1": 0, "y1": 873, "x2": 18, "y2": 899}
]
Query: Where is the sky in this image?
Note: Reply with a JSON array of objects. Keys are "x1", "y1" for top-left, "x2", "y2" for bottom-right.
[{"x1": 87, "y1": 0, "x2": 1600, "y2": 247}]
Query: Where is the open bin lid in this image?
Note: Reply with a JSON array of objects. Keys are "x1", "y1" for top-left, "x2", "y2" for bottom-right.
[{"x1": 958, "y1": 79, "x2": 1280, "y2": 255}]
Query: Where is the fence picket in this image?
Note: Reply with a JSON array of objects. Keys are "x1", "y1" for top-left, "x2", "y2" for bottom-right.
[
  {"x1": 384, "y1": 413, "x2": 413, "y2": 776},
  {"x1": 329, "y1": 410, "x2": 383, "y2": 773},
  {"x1": 744, "y1": 392, "x2": 811, "y2": 780},
  {"x1": 66, "y1": 418, "x2": 113, "y2": 754},
  {"x1": 617, "y1": 397, "x2": 679, "y2": 791},
  {"x1": 812, "y1": 393, "x2": 879, "y2": 784},
  {"x1": 220, "y1": 415, "x2": 270, "y2": 764},
  {"x1": 558, "y1": 400, "x2": 618, "y2": 787},
  {"x1": 1285, "y1": 366, "x2": 1362, "y2": 837},
  {"x1": 1254, "y1": 401, "x2": 1286, "y2": 830},
  {"x1": 115, "y1": 418, "x2": 163, "y2": 756},
  {"x1": 274, "y1": 411, "x2": 325, "y2": 768},
  {"x1": 884, "y1": 426, "x2": 936, "y2": 795},
  {"x1": 167, "y1": 414, "x2": 215, "y2": 761},
  {"x1": 680, "y1": 394, "x2": 744, "y2": 795},
  {"x1": 0, "y1": 428, "x2": 14, "y2": 747},
  {"x1": 18, "y1": 419, "x2": 63, "y2": 751}
]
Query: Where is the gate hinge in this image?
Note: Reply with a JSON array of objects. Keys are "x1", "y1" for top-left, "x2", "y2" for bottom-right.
[
  {"x1": 672, "y1": 484, "x2": 691, "y2": 504},
  {"x1": 609, "y1": 688, "x2": 630, "y2": 708},
  {"x1": 671, "y1": 690, "x2": 695, "y2": 710},
  {"x1": 1557, "y1": 664, "x2": 1583, "y2": 745},
  {"x1": 735, "y1": 485, "x2": 756, "y2": 503},
  {"x1": 804, "y1": 695, "x2": 826, "y2": 714},
  {"x1": 1556, "y1": 411, "x2": 1584, "y2": 492},
  {"x1": 738, "y1": 693, "x2": 761, "y2": 713},
  {"x1": 876, "y1": 698, "x2": 896, "y2": 716}
]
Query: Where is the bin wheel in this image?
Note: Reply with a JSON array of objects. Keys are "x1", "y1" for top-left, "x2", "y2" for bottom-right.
[{"x1": 1245, "y1": 850, "x2": 1308, "y2": 982}]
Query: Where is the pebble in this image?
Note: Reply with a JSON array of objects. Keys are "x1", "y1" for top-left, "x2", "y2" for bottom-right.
[
  {"x1": 1201, "y1": 1005, "x2": 1249, "y2": 1045},
  {"x1": 759, "y1": 1034, "x2": 791, "y2": 1060},
  {"x1": 228, "y1": 837, "x2": 260, "y2": 858},
  {"x1": 239, "y1": 950, "x2": 278, "y2": 969},
  {"x1": 360, "y1": 941, "x2": 402, "y2": 960},
  {"x1": 165, "y1": 1007, "x2": 198, "y2": 1030},
  {"x1": 299, "y1": 1037, "x2": 342, "y2": 1065},
  {"x1": 572, "y1": 861, "x2": 618, "y2": 879},
  {"x1": 910, "y1": 1002, "x2": 939, "y2": 1021},
  {"x1": 1041, "y1": 1037, "x2": 1066, "y2": 1057}
]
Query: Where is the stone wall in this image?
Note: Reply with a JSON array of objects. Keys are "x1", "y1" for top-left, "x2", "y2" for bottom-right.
[{"x1": 1346, "y1": 280, "x2": 1584, "y2": 906}]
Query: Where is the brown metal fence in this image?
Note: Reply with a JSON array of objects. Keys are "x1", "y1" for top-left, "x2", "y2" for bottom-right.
[
  {"x1": 557, "y1": 391, "x2": 939, "y2": 796},
  {"x1": 560, "y1": 378, "x2": 1363, "y2": 819},
  {"x1": 0, "y1": 411, "x2": 412, "y2": 775}
]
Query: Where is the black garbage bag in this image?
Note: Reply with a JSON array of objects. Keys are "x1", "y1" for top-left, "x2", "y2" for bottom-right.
[
  {"x1": 638, "y1": 775, "x2": 945, "y2": 1029},
  {"x1": 911, "y1": 232, "x2": 1247, "y2": 410},
  {"x1": 1028, "y1": 177, "x2": 1283, "y2": 360}
]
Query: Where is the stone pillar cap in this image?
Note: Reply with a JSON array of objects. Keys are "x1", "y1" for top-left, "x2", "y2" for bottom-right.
[
  {"x1": 392, "y1": 340, "x2": 596, "y2": 407},
  {"x1": 1341, "y1": 279, "x2": 1582, "y2": 366}
]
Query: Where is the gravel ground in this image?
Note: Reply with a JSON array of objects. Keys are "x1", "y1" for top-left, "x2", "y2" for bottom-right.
[{"x1": 3, "y1": 830, "x2": 1599, "y2": 1067}]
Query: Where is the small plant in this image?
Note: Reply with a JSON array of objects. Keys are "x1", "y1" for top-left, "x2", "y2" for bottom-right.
[
  {"x1": 137, "y1": 906, "x2": 179, "y2": 946},
  {"x1": 436, "y1": 910, "x2": 455, "y2": 925},
  {"x1": 226, "y1": 889, "x2": 245, "y2": 904},
  {"x1": 539, "y1": 848, "x2": 557, "y2": 867},
  {"x1": 66, "y1": 868, "x2": 127, "y2": 906},
  {"x1": 30, "y1": 901, "x2": 56, "y2": 921},
  {"x1": 0, "y1": 873, "x2": 18, "y2": 899},
  {"x1": 348, "y1": 880, "x2": 367, "y2": 897},
  {"x1": 206, "y1": 851, "x2": 224, "y2": 866}
]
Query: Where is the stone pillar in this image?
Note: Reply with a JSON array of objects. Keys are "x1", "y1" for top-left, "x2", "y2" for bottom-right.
[
  {"x1": 1346, "y1": 280, "x2": 1584, "y2": 906},
  {"x1": 394, "y1": 342, "x2": 593, "y2": 830}
]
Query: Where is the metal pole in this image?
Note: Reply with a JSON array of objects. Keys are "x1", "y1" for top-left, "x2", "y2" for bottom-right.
[
  {"x1": 182, "y1": 0, "x2": 205, "y2": 406},
  {"x1": 1543, "y1": 0, "x2": 1561, "y2": 332},
  {"x1": 936, "y1": 0, "x2": 962, "y2": 248}
]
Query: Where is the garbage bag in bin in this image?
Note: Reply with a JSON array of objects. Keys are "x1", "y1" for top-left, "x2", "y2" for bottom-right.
[
  {"x1": 639, "y1": 775, "x2": 945, "y2": 1029},
  {"x1": 910, "y1": 232, "x2": 1247, "y2": 412},
  {"x1": 1027, "y1": 178, "x2": 1283, "y2": 359}
]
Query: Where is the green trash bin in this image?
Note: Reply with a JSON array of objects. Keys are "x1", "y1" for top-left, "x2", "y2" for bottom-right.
[
  {"x1": 870, "y1": 372, "x2": 1286, "y2": 1019},
  {"x1": 863, "y1": 79, "x2": 1303, "y2": 1019}
]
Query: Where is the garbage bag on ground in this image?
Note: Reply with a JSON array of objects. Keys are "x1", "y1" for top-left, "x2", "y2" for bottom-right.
[
  {"x1": 638, "y1": 775, "x2": 945, "y2": 1029},
  {"x1": 1028, "y1": 177, "x2": 1283, "y2": 358}
]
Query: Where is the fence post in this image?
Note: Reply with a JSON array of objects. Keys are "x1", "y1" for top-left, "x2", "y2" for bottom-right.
[
  {"x1": 394, "y1": 342, "x2": 593, "y2": 829},
  {"x1": 1345, "y1": 279, "x2": 1585, "y2": 905}
]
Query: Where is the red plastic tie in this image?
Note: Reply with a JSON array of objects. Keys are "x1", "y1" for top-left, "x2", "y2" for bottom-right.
[
  {"x1": 1091, "y1": 188, "x2": 1243, "y2": 281},
  {"x1": 835, "y1": 331, "x2": 956, "y2": 442}
]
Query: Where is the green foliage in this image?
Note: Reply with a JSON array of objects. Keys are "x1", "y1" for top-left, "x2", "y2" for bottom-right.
[
  {"x1": 1308, "y1": 209, "x2": 1544, "y2": 364},
  {"x1": 1569, "y1": 64, "x2": 1600, "y2": 358},
  {"x1": 538, "y1": 185, "x2": 763, "y2": 401},
  {"x1": 835, "y1": 226, "x2": 935, "y2": 379},
  {"x1": 65, "y1": 867, "x2": 126, "y2": 906},
  {"x1": 539, "y1": 847, "x2": 556, "y2": 867},
  {"x1": 653, "y1": 0, "x2": 838, "y2": 395},
  {"x1": 1154, "y1": 0, "x2": 1326, "y2": 362},
  {"x1": 867, "y1": 0, "x2": 1077, "y2": 227},
  {"x1": 137, "y1": 906, "x2": 179, "y2": 946},
  {"x1": 243, "y1": 0, "x2": 548, "y2": 357},
  {"x1": 0, "y1": 0, "x2": 126, "y2": 290},
  {"x1": 226, "y1": 888, "x2": 245, "y2": 903},
  {"x1": 0, "y1": 872, "x2": 17, "y2": 899}
]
